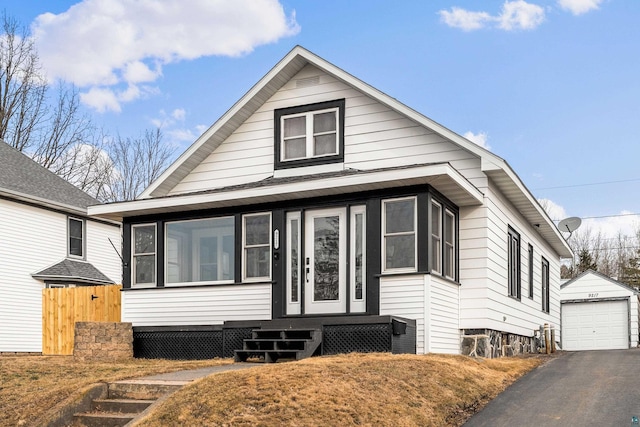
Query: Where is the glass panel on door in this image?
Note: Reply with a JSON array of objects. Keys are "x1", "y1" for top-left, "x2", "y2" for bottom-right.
[{"x1": 304, "y1": 208, "x2": 346, "y2": 314}]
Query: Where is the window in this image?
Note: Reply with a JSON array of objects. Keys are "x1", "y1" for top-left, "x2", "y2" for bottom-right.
[
  {"x1": 528, "y1": 244, "x2": 534, "y2": 299},
  {"x1": 443, "y1": 209, "x2": 456, "y2": 280},
  {"x1": 507, "y1": 227, "x2": 521, "y2": 299},
  {"x1": 68, "y1": 217, "x2": 84, "y2": 258},
  {"x1": 274, "y1": 99, "x2": 345, "y2": 169},
  {"x1": 165, "y1": 217, "x2": 234, "y2": 284},
  {"x1": 383, "y1": 197, "x2": 416, "y2": 272},
  {"x1": 351, "y1": 205, "x2": 366, "y2": 312},
  {"x1": 132, "y1": 224, "x2": 156, "y2": 286},
  {"x1": 286, "y1": 212, "x2": 301, "y2": 314},
  {"x1": 430, "y1": 200, "x2": 457, "y2": 280},
  {"x1": 243, "y1": 213, "x2": 271, "y2": 281},
  {"x1": 542, "y1": 257, "x2": 550, "y2": 313},
  {"x1": 431, "y1": 201, "x2": 442, "y2": 274}
]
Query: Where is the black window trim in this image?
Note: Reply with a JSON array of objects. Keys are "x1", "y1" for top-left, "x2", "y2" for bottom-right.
[
  {"x1": 68, "y1": 216, "x2": 85, "y2": 259},
  {"x1": 542, "y1": 256, "x2": 550, "y2": 313},
  {"x1": 274, "y1": 99, "x2": 345, "y2": 170},
  {"x1": 507, "y1": 226, "x2": 521, "y2": 300},
  {"x1": 427, "y1": 192, "x2": 459, "y2": 282},
  {"x1": 528, "y1": 243, "x2": 534, "y2": 299}
]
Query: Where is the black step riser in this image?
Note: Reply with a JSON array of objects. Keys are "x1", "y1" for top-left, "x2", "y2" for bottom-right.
[{"x1": 235, "y1": 328, "x2": 322, "y2": 363}]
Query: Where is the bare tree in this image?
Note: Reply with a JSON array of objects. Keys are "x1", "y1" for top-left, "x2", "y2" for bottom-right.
[
  {"x1": 103, "y1": 128, "x2": 174, "y2": 202},
  {"x1": 0, "y1": 12, "x2": 47, "y2": 151},
  {"x1": 33, "y1": 84, "x2": 94, "y2": 170}
]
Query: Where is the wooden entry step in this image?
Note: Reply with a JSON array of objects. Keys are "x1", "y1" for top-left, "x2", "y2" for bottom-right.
[{"x1": 234, "y1": 328, "x2": 322, "y2": 363}]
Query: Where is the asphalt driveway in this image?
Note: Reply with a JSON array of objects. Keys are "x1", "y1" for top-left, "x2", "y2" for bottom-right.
[{"x1": 464, "y1": 349, "x2": 640, "y2": 427}]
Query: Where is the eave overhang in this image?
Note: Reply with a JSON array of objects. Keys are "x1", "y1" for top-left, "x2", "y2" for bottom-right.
[
  {"x1": 482, "y1": 159, "x2": 573, "y2": 258},
  {"x1": 89, "y1": 163, "x2": 484, "y2": 222},
  {"x1": 0, "y1": 187, "x2": 87, "y2": 217}
]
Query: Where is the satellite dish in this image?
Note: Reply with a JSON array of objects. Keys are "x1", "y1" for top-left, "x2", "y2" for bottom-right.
[{"x1": 558, "y1": 216, "x2": 582, "y2": 239}]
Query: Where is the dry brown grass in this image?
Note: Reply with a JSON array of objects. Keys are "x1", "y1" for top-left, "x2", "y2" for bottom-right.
[
  {"x1": 135, "y1": 353, "x2": 545, "y2": 427},
  {"x1": 0, "y1": 355, "x2": 231, "y2": 427}
]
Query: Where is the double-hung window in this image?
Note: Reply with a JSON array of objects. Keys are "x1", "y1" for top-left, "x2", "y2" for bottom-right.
[
  {"x1": 275, "y1": 99, "x2": 345, "y2": 169},
  {"x1": 431, "y1": 201, "x2": 442, "y2": 274},
  {"x1": 507, "y1": 227, "x2": 521, "y2": 299},
  {"x1": 243, "y1": 213, "x2": 271, "y2": 281},
  {"x1": 430, "y1": 200, "x2": 457, "y2": 280},
  {"x1": 132, "y1": 224, "x2": 156, "y2": 286},
  {"x1": 68, "y1": 217, "x2": 84, "y2": 258},
  {"x1": 542, "y1": 257, "x2": 550, "y2": 313},
  {"x1": 382, "y1": 197, "x2": 416, "y2": 272},
  {"x1": 443, "y1": 209, "x2": 456, "y2": 280}
]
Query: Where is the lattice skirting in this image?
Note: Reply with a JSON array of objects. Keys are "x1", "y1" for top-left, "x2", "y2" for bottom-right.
[{"x1": 133, "y1": 319, "x2": 415, "y2": 360}]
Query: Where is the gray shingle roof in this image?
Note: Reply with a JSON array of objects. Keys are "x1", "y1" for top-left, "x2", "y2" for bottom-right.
[
  {"x1": 32, "y1": 258, "x2": 114, "y2": 285},
  {"x1": 0, "y1": 140, "x2": 99, "y2": 210}
]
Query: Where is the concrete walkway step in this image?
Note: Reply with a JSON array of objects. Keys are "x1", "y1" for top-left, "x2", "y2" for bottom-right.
[
  {"x1": 91, "y1": 398, "x2": 156, "y2": 413},
  {"x1": 73, "y1": 411, "x2": 137, "y2": 427}
]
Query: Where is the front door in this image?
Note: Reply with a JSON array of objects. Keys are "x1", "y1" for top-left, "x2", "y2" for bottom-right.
[{"x1": 304, "y1": 207, "x2": 347, "y2": 314}]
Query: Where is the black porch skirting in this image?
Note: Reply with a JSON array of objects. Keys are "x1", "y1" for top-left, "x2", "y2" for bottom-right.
[{"x1": 133, "y1": 315, "x2": 416, "y2": 360}]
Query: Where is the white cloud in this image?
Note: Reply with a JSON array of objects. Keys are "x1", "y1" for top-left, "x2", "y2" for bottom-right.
[
  {"x1": 438, "y1": 8, "x2": 493, "y2": 31},
  {"x1": 538, "y1": 198, "x2": 568, "y2": 223},
  {"x1": 80, "y1": 87, "x2": 121, "y2": 113},
  {"x1": 463, "y1": 131, "x2": 491, "y2": 150},
  {"x1": 498, "y1": 0, "x2": 546, "y2": 30},
  {"x1": 32, "y1": 0, "x2": 300, "y2": 112},
  {"x1": 557, "y1": 0, "x2": 603, "y2": 15},
  {"x1": 439, "y1": 1, "x2": 545, "y2": 31},
  {"x1": 172, "y1": 109, "x2": 186, "y2": 121}
]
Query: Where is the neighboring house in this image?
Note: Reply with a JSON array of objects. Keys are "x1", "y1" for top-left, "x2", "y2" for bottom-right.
[
  {"x1": 0, "y1": 141, "x2": 122, "y2": 353},
  {"x1": 89, "y1": 46, "x2": 572, "y2": 359},
  {"x1": 561, "y1": 270, "x2": 639, "y2": 351}
]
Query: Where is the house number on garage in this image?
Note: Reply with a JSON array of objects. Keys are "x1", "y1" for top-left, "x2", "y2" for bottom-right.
[{"x1": 588, "y1": 293, "x2": 599, "y2": 298}]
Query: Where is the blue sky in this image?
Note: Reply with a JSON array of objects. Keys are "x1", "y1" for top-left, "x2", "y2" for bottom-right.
[{"x1": 4, "y1": 0, "x2": 640, "y2": 237}]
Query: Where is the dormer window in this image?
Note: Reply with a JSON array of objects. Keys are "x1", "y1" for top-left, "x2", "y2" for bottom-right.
[{"x1": 274, "y1": 99, "x2": 345, "y2": 169}]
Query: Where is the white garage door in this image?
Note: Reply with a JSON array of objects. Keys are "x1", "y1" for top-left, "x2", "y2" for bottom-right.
[{"x1": 562, "y1": 300, "x2": 629, "y2": 351}]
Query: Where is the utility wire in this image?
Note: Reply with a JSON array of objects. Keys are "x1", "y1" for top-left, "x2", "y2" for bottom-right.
[{"x1": 534, "y1": 178, "x2": 640, "y2": 191}]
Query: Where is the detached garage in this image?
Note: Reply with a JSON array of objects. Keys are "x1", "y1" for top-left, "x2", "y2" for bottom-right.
[{"x1": 561, "y1": 270, "x2": 639, "y2": 351}]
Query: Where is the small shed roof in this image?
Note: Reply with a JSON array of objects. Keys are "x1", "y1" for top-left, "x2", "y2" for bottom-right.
[{"x1": 32, "y1": 258, "x2": 114, "y2": 285}]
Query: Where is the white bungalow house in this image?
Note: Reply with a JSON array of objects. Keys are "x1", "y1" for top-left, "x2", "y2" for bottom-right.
[
  {"x1": 89, "y1": 46, "x2": 572, "y2": 360},
  {"x1": 0, "y1": 141, "x2": 122, "y2": 353}
]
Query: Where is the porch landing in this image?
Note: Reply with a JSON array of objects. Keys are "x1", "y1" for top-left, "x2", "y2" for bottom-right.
[{"x1": 133, "y1": 315, "x2": 416, "y2": 361}]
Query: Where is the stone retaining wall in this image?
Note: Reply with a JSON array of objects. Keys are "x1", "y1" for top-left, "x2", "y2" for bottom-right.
[
  {"x1": 74, "y1": 322, "x2": 133, "y2": 361},
  {"x1": 460, "y1": 328, "x2": 541, "y2": 358}
]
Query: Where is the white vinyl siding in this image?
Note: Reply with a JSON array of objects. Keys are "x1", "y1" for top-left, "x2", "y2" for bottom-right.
[
  {"x1": 121, "y1": 284, "x2": 272, "y2": 326},
  {"x1": 379, "y1": 274, "x2": 460, "y2": 355},
  {"x1": 0, "y1": 199, "x2": 121, "y2": 352},
  {"x1": 459, "y1": 180, "x2": 562, "y2": 338},
  {"x1": 380, "y1": 275, "x2": 426, "y2": 353},
  {"x1": 430, "y1": 276, "x2": 460, "y2": 354},
  {"x1": 86, "y1": 220, "x2": 122, "y2": 284},
  {"x1": 167, "y1": 64, "x2": 483, "y2": 196}
]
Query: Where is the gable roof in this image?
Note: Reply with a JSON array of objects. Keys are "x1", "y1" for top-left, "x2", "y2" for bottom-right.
[
  {"x1": 32, "y1": 258, "x2": 114, "y2": 285},
  {"x1": 561, "y1": 269, "x2": 638, "y2": 294},
  {"x1": 89, "y1": 46, "x2": 572, "y2": 258},
  {"x1": 0, "y1": 140, "x2": 99, "y2": 215}
]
